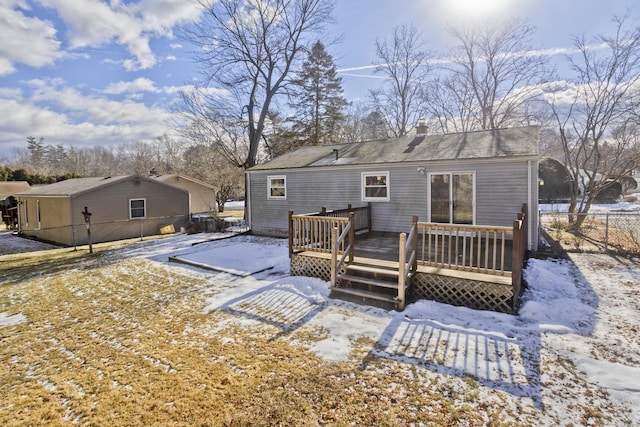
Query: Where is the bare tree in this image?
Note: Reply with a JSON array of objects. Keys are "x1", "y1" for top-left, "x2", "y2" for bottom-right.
[
  {"x1": 546, "y1": 15, "x2": 640, "y2": 227},
  {"x1": 371, "y1": 24, "x2": 432, "y2": 137},
  {"x1": 183, "y1": 0, "x2": 333, "y2": 169},
  {"x1": 182, "y1": 144, "x2": 245, "y2": 212},
  {"x1": 178, "y1": 87, "x2": 250, "y2": 168},
  {"x1": 429, "y1": 18, "x2": 551, "y2": 133}
]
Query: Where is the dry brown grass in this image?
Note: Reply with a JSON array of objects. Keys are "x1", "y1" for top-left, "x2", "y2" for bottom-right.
[{"x1": 0, "y1": 245, "x2": 529, "y2": 426}]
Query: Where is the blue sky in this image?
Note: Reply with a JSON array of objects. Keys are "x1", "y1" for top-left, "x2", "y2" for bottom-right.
[{"x1": 0, "y1": 0, "x2": 637, "y2": 157}]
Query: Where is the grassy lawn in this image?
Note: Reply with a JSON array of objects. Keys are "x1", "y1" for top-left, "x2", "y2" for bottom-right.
[{"x1": 0, "y1": 243, "x2": 519, "y2": 426}]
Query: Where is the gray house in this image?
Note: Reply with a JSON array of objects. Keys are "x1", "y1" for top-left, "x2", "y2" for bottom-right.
[
  {"x1": 246, "y1": 126, "x2": 539, "y2": 251},
  {"x1": 16, "y1": 175, "x2": 189, "y2": 246}
]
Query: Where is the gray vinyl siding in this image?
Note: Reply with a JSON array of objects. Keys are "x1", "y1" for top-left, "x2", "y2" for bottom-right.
[{"x1": 249, "y1": 158, "x2": 538, "y2": 240}]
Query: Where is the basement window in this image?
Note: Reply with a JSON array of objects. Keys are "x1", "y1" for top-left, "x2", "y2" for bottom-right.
[
  {"x1": 129, "y1": 198, "x2": 146, "y2": 219},
  {"x1": 362, "y1": 172, "x2": 390, "y2": 201},
  {"x1": 268, "y1": 176, "x2": 286, "y2": 200}
]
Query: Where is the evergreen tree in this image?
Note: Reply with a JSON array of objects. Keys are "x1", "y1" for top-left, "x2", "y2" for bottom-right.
[
  {"x1": 288, "y1": 41, "x2": 348, "y2": 147},
  {"x1": 26, "y1": 136, "x2": 45, "y2": 173}
]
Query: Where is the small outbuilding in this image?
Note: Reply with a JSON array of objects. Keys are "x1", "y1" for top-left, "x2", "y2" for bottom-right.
[
  {"x1": 1, "y1": 181, "x2": 31, "y2": 229},
  {"x1": 16, "y1": 175, "x2": 189, "y2": 246}
]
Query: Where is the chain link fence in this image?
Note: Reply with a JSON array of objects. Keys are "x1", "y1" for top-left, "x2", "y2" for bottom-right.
[
  {"x1": 17, "y1": 214, "x2": 248, "y2": 248},
  {"x1": 539, "y1": 211, "x2": 640, "y2": 254}
]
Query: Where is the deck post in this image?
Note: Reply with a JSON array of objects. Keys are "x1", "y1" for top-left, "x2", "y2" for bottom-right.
[
  {"x1": 398, "y1": 232, "x2": 407, "y2": 310},
  {"x1": 288, "y1": 210, "x2": 293, "y2": 259},
  {"x1": 511, "y1": 218, "x2": 524, "y2": 312},
  {"x1": 367, "y1": 202, "x2": 372, "y2": 233},
  {"x1": 348, "y1": 212, "x2": 355, "y2": 262},
  {"x1": 412, "y1": 215, "x2": 418, "y2": 271},
  {"x1": 331, "y1": 226, "x2": 338, "y2": 287}
]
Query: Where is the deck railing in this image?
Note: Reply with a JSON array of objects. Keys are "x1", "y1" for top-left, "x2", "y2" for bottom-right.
[
  {"x1": 416, "y1": 222, "x2": 514, "y2": 276},
  {"x1": 288, "y1": 204, "x2": 369, "y2": 258},
  {"x1": 415, "y1": 206, "x2": 528, "y2": 303},
  {"x1": 314, "y1": 203, "x2": 371, "y2": 233}
]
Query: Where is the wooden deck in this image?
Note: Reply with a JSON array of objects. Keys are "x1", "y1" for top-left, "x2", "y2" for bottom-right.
[
  {"x1": 354, "y1": 231, "x2": 514, "y2": 272},
  {"x1": 288, "y1": 205, "x2": 528, "y2": 313}
]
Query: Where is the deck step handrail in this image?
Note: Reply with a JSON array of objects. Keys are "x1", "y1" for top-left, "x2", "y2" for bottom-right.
[
  {"x1": 331, "y1": 213, "x2": 355, "y2": 286},
  {"x1": 397, "y1": 217, "x2": 418, "y2": 310},
  {"x1": 335, "y1": 221, "x2": 353, "y2": 271}
]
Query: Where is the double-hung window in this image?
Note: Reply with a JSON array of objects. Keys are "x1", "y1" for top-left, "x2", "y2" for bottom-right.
[
  {"x1": 129, "y1": 198, "x2": 146, "y2": 219},
  {"x1": 362, "y1": 172, "x2": 390, "y2": 201},
  {"x1": 268, "y1": 176, "x2": 286, "y2": 200}
]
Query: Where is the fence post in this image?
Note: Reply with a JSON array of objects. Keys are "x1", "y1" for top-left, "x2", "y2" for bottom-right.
[
  {"x1": 288, "y1": 210, "x2": 293, "y2": 258},
  {"x1": 331, "y1": 227, "x2": 338, "y2": 287}
]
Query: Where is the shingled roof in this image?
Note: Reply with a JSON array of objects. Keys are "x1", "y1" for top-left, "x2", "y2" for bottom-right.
[
  {"x1": 16, "y1": 176, "x2": 134, "y2": 197},
  {"x1": 249, "y1": 126, "x2": 539, "y2": 171},
  {"x1": 0, "y1": 181, "x2": 31, "y2": 200}
]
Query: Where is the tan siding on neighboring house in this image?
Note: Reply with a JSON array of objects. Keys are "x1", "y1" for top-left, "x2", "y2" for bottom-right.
[
  {"x1": 18, "y1": 176, "x2": 190, "y2": 246},
  {"x1": 70, "y1": 178, "x2": 189, "y2": 245},
  {"x1": 153, "y1": 175, "x2": 216, "y2": 214},
  {"x1": 18, "y1": 196, "x2": 74, "y2": 245}
]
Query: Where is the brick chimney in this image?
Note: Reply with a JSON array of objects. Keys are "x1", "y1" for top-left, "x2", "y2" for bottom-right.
[{"x1": 415, "y1": 118, "x2": 428, "y2": 135}]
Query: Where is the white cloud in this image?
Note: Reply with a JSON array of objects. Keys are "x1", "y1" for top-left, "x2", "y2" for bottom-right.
[
  {"x1": 36, "y1": 0, "x2": 202, "y2": 70},
  {"x1": 0, "y1": 78, "x2": 176, "y2": 151},
  {"x1": 0, "y1": 0, "x2": 62, "y2": 75},
  {"x1": 103, "y1": 77, "x2": 160, "y2": 95}
]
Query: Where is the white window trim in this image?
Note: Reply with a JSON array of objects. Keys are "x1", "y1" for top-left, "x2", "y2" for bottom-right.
[
  {"x1": 267, "y1": 175, "x2": 287, "y2": 200},
  {"x1": 427, "y1": 171, "x2": 476, "y2": 225},
  {"x1": 129, "y1": 198, "x2": 146, "y2": 219},
  {"x1": 361, "y1": 171, "x2": 390, "y2": 202}
]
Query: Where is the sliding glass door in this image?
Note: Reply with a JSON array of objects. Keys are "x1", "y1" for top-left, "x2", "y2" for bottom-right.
[{"x1": 429, "y1": 172, "x2": 474, "y2": 224}]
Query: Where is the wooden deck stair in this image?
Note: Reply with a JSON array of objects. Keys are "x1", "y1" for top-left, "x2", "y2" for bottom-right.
[{"x1": 332, "y1": 260, "x2": 408, "y2": 308}]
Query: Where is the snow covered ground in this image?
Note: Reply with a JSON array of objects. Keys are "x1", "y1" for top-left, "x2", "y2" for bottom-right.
[
  {"x1": 164, "y1": 236, "x2": 640, "y2": 424},
  {"x1": 1, "y1": 229, "x2": 638, "y2": 424}
]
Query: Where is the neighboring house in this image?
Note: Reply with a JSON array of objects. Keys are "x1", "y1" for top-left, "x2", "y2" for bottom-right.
[
  {"x1": 16, "y1": 175, "x2": 189, "y2": 246},
  {"x1": 246, "y1": 126, "x2": 539, "y2": 251},
  {"x1": 151, "y1": 174, "x2": 217, "y2": 215},
  {"x1": 1, "y1": 181, "x2": 30, "y2": 229}
]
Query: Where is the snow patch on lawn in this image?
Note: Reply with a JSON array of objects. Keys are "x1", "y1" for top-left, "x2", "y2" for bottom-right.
[{"x1": 0, "y1": 312, "x2": 26, "y2": 327}]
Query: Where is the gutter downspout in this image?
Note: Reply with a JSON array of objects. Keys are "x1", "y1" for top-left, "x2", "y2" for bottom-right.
[
  {"x1": 16, "y1": 198, "x2": 22, "y2": 233},
  {"x1": 527, "y1": 160, "x2": 533, "y2": 251},
  {"x1": 245, "y1": 171, "x2": 251, "y2": 230}
]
